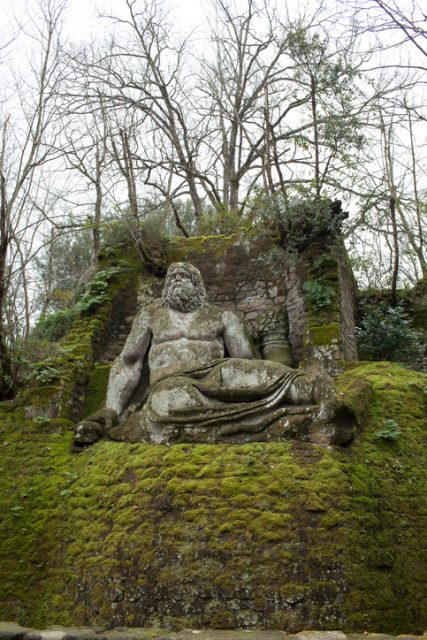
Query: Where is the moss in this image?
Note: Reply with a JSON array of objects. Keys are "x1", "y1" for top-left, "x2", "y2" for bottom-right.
[
  {"x1": 338, "y1": 362, "x2": 426, "y2": 633},
  {"x1": 302, "y1": 248, "x2": 343, "y2": 364},
  {"x1": 0, "y1": 360, "x2": 425, "y2": 632},
  {"x1": 304, "y1": 323, "x2": 340, "y2": 347},
  {"x1": 19, "y1": 248, "x2": 141, "y2": 423},
  {"x1": 167, "y1": 231, "x2": 256, "y2": 262},
  {"x1": 81, "y1": 365, "x2": 111, "y2": 417}
]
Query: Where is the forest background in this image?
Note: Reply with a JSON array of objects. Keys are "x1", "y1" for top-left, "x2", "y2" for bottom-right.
[{"x1": 0, "y1": 0, "x2": 425, "y2": 398}]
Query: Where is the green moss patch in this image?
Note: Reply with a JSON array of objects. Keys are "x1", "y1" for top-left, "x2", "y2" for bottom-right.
[
  {"x1": 168, "y1": 232, "x2": 256, "y2": 263},
  {"x1": 82, "y1": 365, "x2": 112, "y2": 417},
  {"x1": 0, "y1": 363, "x2": 425, "y2": 633},
  {"x1": 305, "y1": 323, "x2": 340, "y2": 347}
]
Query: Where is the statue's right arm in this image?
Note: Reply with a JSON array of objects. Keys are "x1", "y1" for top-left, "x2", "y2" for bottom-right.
[{"x1": 105, "y1": 307, "x2": 153, "y2": 416}]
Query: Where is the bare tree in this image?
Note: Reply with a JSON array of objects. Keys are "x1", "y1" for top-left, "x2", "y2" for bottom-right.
[
  {"x1": 0, "y1": 0, "x2": 66, "y2": 397},
  {"x1": 196, "y1": 0, "x2": 296, "y2": 213},
  {"x1": 62, "y1": 105, "x2": 109, "y2": 257},
  {"x1": 369, "y1": 0, "x2": 427, "y2": 65},
  {"x1": 344, "y1": 92, "x2": 427, "y2": 291},
  {"x1": 73, "y1": 0, "x2": 207, "y2": 221}
]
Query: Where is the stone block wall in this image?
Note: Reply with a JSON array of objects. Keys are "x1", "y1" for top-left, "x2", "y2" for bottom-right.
[
  {"x1": 169, "y1": 234, "x2": 286, "y2": 324},
  {"x1": 168, "y1": 232, "x2": 358, "y2": 371}
]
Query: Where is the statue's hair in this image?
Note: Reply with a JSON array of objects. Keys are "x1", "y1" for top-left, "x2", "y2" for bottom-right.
[{"x1": 161, "y1": 262, "x2": 208, "y2": 311}]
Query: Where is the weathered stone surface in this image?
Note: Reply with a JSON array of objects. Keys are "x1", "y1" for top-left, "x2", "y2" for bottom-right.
[
  {"x1": 168, "y1": 234, "x2": 288, "y2": 326},
  {"x1": 0, "y1": 627, "x2": 426, "y2": 640},
  {"x1": 0, "y1": 622, "x2": 29, "y2": 640},
  {"x1": 283, "y1": 238, "x2": 357, "y2": 372},
  {"x1": 295, "y1": 632, "x2": 347, "y2": 640}
]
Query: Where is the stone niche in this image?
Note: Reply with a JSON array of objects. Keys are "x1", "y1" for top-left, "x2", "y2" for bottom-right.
[
  {"x1": 71, "y1": 231, "x2": 364, "y2": 450},
  {"x1": 167, "y1": 231, "x2": 358, "y2": 373}
]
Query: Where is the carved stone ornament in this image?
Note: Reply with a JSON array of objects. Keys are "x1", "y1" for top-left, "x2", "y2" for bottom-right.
[{"x1": 73, "y1": 262, "x2": 360, "y2": 449}]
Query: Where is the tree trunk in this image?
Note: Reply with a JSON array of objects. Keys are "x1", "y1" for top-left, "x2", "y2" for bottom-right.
[
  {"x1": 389, "y1": 187, "x2": 399, "y2": 307},
  {"x1": 311, "y1": 75, "x2": 321, "y2": 198},
  {"x1": 407, "y1": 109, "x2": 427, "y2": 277},
  {"x1": 229, "y1": 177, "x2": 239, "y2": 215},
  {"x1": 0, "y1": 175, "x2": 13, "y2": 399},
  {"x1": 93, "y1": 144, "x2": 102, "y2": 257}
]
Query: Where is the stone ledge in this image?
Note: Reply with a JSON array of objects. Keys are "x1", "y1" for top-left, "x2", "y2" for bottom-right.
[{"x1": 0, "y1": 625, "x2": 425, "y2": 640}]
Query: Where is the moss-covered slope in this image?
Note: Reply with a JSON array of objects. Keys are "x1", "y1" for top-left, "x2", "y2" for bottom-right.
[{"x1": 0, "y1": 362, "x2": 425, "y2": 633}]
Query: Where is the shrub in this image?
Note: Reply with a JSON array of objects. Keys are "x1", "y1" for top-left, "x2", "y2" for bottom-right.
[
  {"x1": 253, "y1": 189, "x2": 347, "y2": 252},
  {"x1": 197, "y1": 207, "x2": 253, "y2": 236},
  {"x1": 356, "y1": 303, "x2": 425, "y2": 368},
  {"x1": 32, "y1": 308, "x2": 78, "y2": 342},
  {"x1": 75, "y1": 266, "x2": 123, "y2": 314}
]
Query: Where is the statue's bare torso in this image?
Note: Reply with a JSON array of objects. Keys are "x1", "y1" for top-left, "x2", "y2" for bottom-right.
[
  {"x1": 106, "y1": 300, "x2": 253, "y2": 415},
  {"x1": 149, "y1": 306, "x2": 226, "y2": 377},
  {"x1": 148, "y1": 304, "x2": 252, "y2": 380}
]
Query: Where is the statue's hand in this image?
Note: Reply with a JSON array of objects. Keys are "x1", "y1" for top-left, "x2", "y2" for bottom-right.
[{"x1": 73, "y1": 408, "x2": 118, "y2": 451}]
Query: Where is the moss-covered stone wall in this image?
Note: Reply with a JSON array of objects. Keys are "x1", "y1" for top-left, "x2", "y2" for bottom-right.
[
  {"x1": 284, "y1": 238, "x2": 358, "y2": 373},
  {"x1": 0, "y1": 362, "x2": 425, "y2": 632},
  {"x1": 20, "y1": 247, "x2": 147, "y2": 422}
]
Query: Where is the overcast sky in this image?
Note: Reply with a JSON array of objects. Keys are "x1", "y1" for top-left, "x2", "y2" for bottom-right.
[
  {"x1": 0, "y1": 0, "x2": 214, "y2": 45},
  {"x1": 0, "y1": 0, "x2": 330, "y2": 50}
]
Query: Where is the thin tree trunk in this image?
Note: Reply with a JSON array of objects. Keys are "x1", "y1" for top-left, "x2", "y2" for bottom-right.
[
  {"x1": 16, "y1": 242, "x2": 31, "y2": 338},
  {"x1": 310, "y1": 74, "x2": 321, "y2": 198},
  {"x1": 389, "y1": 186, "x2": 399, "y2": 307},
  {"x1": 0, "y1": 173, "x2": 13, "y2": 399},
  {"x1": 229, "y1": 178, "x2": 239, "y2": 215},
  {"x1": 41, "y1": 228, "x2": 55, "y2": 315},
  {"x1": 263, "y1": 87, "x2": 275, "y2": 195},
  {"x1": 120, "y1": 129, "x2": 139, "y2": 220},
  {"x1": 407, "y1": 109, "x2": 427, "y2": 277},
  {"x1": 93, "y1": 144, "x2": 102, "y2": 257}
]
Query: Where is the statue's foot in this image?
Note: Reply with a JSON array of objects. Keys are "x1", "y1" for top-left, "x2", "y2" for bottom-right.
[
  {"x1": 72, "y1": 408, "x2": 118, "y2": 452},
  {"x1": 304, "y1": 372, "x2": 357, "y2": 446},
  {"x1": 73, "y1": 420, "x2": 104, "y2": 451},
  {"x1": 314, "y1": 396, "x2": 358, "y2": 447}
]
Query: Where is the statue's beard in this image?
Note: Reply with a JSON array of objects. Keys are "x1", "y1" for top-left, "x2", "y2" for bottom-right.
[{"x1": 164, "y1": 281, "x2": 205, "y2": 312}]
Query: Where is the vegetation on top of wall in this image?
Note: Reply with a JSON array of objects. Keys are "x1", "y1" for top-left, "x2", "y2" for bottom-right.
[
  {"x1": 197, "y1": 207, "x2": 256, "y2": 236},
  {"x1": 253, "y1": 190, "x2": 347, "y2": 254},
  {"x1": 168, "y1": 231, "x2": 256, "y2": 263},
  {"x1": 356, "y1": 302, "x2": 425, "y2": 370}
]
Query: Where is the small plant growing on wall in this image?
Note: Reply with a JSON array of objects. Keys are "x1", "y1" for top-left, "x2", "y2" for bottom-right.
[
  {"x1": 303, "y1": 280, "x2": 335, "y2": 310},
  {"x1": 374, "y1": 419, "x2": 401, "y2": 441},
  {"x1": 76, "y1": 266, "x2": 123, "y2": 314}
]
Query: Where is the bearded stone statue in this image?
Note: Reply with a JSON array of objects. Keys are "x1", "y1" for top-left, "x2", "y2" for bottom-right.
[{"x1": 73, "y1": 262, "x2": 358, "y2": 448}]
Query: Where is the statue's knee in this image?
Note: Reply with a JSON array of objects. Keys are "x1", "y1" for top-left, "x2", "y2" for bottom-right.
[
  {"x1": 288, "y1": 372, "x2": 335, "y2": 405},
  {"x1": 150, "y1": 381, "x2": 202, "y2": 416}
]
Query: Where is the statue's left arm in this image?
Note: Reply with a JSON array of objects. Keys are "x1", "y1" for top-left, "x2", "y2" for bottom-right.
[{"x1": 221, "y1": 309, "x2": 254, "y2": 359}]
